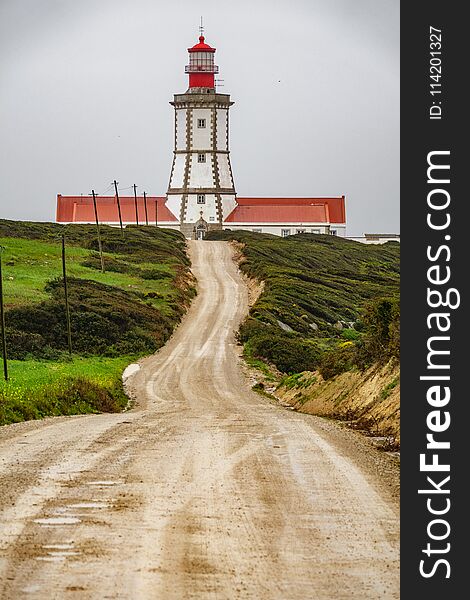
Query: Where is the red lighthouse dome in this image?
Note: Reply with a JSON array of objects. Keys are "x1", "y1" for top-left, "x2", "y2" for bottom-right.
[{"x1": 185, "y1": 35, "x2": 219, "y2": 91}]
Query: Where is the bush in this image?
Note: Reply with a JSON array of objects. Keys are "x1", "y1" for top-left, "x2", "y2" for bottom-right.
[
  {"x1": 360, "y1": 297, "x2": 400, "y2": 364},
  {"x1": 5, "y1": 278, "x2": 174, "y2": 359},
  {"x1": 247, "y1": 332, "x2": 321, "y2": 374},
  {"x1": 0, "y1": 376, "x2": 127, "y2": 425},
  {"x1": 341, "y1": 328, "x2": 362, "y2": 341},
  {"x1": 319, "y1": 344, "x2": 357, "y2": 380},
  {"x1": 5, "y1": 329, "x2": 45, "y2": 360}
]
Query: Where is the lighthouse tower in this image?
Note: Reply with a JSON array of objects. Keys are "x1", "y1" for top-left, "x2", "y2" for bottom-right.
[{"x1": 166, "y1": 34, "x2": 237, "y2": 239}]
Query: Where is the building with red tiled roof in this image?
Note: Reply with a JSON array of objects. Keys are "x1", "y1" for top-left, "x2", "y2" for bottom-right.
[
  {"x1": 56, "y1": 33, "x2": 346, "y2": 239},
  {"x1": 56, "y1": 196, "x2": 176, "y2": 226}
]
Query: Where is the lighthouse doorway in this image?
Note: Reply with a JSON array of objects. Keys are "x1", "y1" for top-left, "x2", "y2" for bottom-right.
[{"x1": 196, "y1": 225, "x2": 206, "y2": 240}]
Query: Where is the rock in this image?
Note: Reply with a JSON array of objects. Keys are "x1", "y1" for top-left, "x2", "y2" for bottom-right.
[
  {"x1": 276, "y1": 320, "x2": 294, "y2": 332},
  {"x1": 309, "y1": 322, "x2": 318, "y2": 330}
]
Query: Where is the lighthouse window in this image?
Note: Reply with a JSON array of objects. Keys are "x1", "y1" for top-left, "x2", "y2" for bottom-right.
[
  {"x1": 197, "y1": 194, "x2": 205, "y2": 204},
  {"x1": 197, "y1": 118, "x2": 206, "y2": 128},
  {"x1": 197, "y1": 153, "x2": 206, "y2": 163}
]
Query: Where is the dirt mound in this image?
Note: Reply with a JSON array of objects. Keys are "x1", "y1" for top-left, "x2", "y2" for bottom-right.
[{"x1": 277, "y1": 361, "x2": 400, "y2": 446}]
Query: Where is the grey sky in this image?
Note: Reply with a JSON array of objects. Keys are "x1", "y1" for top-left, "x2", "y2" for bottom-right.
[{"x1": 0, "y1": 0, "x2": 399, "y2": 236}]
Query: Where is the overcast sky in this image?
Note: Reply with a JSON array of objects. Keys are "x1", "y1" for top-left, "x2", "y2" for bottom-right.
[{"x1": 0, "y1": 0, "x2": 399, "y2": 236}]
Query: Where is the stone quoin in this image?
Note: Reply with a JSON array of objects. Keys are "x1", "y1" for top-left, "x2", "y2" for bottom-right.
[{"x1": 56, "y1": 32, "x2": 347, "y2": 239}]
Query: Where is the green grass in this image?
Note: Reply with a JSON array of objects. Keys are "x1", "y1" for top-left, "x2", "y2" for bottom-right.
[
  {"x1": 0, "y1": 357, "x2": 134, "y2": 425},
  {"x1": 242, "y1": 345, "x2": 277, "y2": 381},
  {"x1": 1, "y1": 236, "x2": 177, "y2": 312},
  {"x1": 0, "y1": 356, "x2": 133, "y2": 393},
  {"x1": 380, "y1": 376, "x2": 400, "y2": 400},
  {"x1": 0, "y1": 219, "x2": 194, "y2": 425},
  {"x1": 280, "y1": 372, "x2": 317, "y2": 389},
  {"x1": 207, "y1": 230, "x2": 400, "y2": 375}
]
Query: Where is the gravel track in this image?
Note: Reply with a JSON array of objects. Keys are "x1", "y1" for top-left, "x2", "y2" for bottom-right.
[{"x1": 0, "y1": 241, "x2": 399, "y2": 599}]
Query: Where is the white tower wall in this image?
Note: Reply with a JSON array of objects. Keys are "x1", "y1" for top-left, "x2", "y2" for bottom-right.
[
  {"x1": 216, "y1": 109, "x2": 228, "y2": 150},
  {"x1": 166, "y1": 92, "x2": 237, "y2": 237}
]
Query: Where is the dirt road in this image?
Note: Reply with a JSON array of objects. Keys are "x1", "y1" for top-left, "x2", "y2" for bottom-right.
[{"x1": 0, "y1": 241, "x2": 399, "y2": 599}]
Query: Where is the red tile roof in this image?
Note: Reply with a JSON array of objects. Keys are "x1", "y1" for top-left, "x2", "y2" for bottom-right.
[
  {"x1": 56, "y1": 195, "x2": 346, "y2": 225},
  {"x1": 227, "y1": 197, "x2": 346, "y2": 224},
  {"x1": 56, "y1": 195, "x2": 177, "y2": 223},
  {"x1": 225, "y1": 203, "x2": 327, "y2": 224}
]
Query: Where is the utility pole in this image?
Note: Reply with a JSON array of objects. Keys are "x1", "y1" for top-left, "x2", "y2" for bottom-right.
[
  {"x1": 133, "y1": 184, "x2": 139, "y2": 226},
  {"x1": 62, "y1": 235, "x2": 73, "y2": 355},
  {"x1": 143, "y1": 191, "x2": 149, "y2": 226},
  {"x1": 113, "y1": 180, "x2": 124, "y2": 236},
  {"x1": 0, "y1": 248, "x2": 8, "y2": 381},
  {"x1": 91, "y1": 190, "x2": 105, "y2": 273}
]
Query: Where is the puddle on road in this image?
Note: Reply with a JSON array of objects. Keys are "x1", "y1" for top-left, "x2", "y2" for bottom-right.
[
  {"x1": 21, "y1": 584, "x2": 42, "y2": 593},
  {"x1": 67, "y1": 502, "x2": 110, "y2": 510},
  {"x1": 36, "y1": 541, "x2": 80, "y2": 562},
  {"x1": 86, "y1": 480, "x2": 122, "y2": 486},
  {"x1": 36, "y1": 555, "x2": 66, "y2": 562},
  {"x1": 34, "y1": 516, "x2": 81, "y2": 526}
]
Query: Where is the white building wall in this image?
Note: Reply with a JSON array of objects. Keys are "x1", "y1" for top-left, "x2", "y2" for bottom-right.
[
  {"x1": 218, "y1": 154, "x2": 233, "y2": 188},
  {"x1": 188, "y1": 153, "x2": 214, "y2": 188},
  {"x1": 185, "y1": 194, "x2": 218, "y2": 223},
  {"x1": 329, "y1": 226, "x2": 346, "y2": 237},
  {"x1": 166, "y1": 195, "x2": 182, "y2": 220},
  {"x1": 346, "y1": 234, "x2": 399, "y2": 244},
  {"x1": 224, "y1": 223, "x2": 340, "y2": 236},
  {"x1": 220, "y1": 194, "x2": 237, "y2": 220},
  {"x1": 169, "y1": 155, "x2": 186, "y2": 188},
  {"x1": 191, "y1": 108, "x2": 212, "y2": 149},
  {"x1": 176, "y1": 109, "x2": 186, "y2": 151},
  {"x1": 216, "y1": 109, "x2": 228, "y2": 150}
]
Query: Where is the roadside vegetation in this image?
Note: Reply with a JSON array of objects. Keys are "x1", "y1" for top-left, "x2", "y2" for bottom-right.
[
  {"x1": 206, "y1": 229, "x2": 400, "y2": 444},
  {"x1": 0, "y1": 220, "x2": 195, "y2": 425},
  {"x1": 206, "y1": 230, "x2": 400, "y2": 377}
]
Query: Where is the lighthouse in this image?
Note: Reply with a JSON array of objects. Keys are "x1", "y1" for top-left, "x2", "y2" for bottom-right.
[
  {"x1": 166, "y1": 34, "x2": 237, "y2": 239},
  {"x1": 56, "y1": 32, "x2": 347, "y2": 238}
]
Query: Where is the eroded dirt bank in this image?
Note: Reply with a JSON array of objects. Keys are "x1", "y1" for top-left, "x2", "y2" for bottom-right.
[
  {"x1": 0, "y1": 241, "x2": 399, "y2": 599},
  {"x1": 276, "y1": 362, "x2": 400, "y2": 446}
]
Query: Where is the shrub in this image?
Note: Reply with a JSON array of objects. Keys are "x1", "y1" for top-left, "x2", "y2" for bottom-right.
[
  {"x1": 319, "y1": 344, "x2": 357, "y2": 380},
  {"x1": 5, "y1": 329, "x2": 45, "y2": 360},
  {"x1": 360, "y1": 297, "x2": 400, "y2": 364},
  {"x1": 247, "y1": 332, "x2": 321, "y2": 374},
  {"x1": 5, "y1": 278, "x2": 174, "y2": 359},
  {"x1": 341, "y1": 328, "x2": 362, "y2": 341}
]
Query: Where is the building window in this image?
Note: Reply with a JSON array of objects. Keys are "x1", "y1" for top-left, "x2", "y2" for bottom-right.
[
  {"x1": 197, "y1": 194, "x2": 205, "y2": 204},
  {"x1": 252, "y1": 229, "x2": 262, "y2": 233},
  {"x1": 197, "y1": 118, "x2": 206, "y2": 128},
  {"x1": 330, "y1": 229, "x2": 337, "y2": 236},
  {"x1": 209, "y1": 216, "x2": 215, "y2": 222},
  {"x1": 197, "y1": 153, "x2": 206, "y2": 163},
  {"x1": 281, "y1": 229, "x2": 291, "y2": 238},
  {"x1": 296, "y1": 229, "x2": 306, "y2": 234}
]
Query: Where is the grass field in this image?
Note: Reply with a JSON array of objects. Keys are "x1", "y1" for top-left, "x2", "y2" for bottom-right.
[
  {"x1": 0, "y1": 219, "x2": 194, "y2": 425},
  {"x1": 1, "y1": 356, "x2": 132, "y2": 393},
  {"x1": 206, "y1": 230, "x2": 400, "y2": 375},
  {"x1": 0, "y1": 356, "x2": 133, "y2": 425},
  {"x1": 0, "y1": 236, "x2": 177, "y2": 312}
]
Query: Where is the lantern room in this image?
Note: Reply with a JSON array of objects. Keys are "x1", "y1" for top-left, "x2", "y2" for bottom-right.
[{"x1": 185, "y1": 35, "x2": 219, "y2": 90}]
